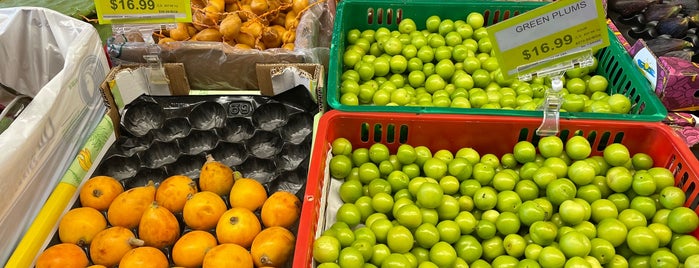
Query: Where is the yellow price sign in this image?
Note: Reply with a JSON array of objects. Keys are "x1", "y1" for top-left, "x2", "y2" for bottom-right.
[
  {"x1": 487, "y1": 0, "x2": 609, "y2": 79},
  {"x1": 94, "y1": 0, "x2": 192, "y2": 24}
]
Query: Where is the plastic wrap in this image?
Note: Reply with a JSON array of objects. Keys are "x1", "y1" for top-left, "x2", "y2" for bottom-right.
[
  {"x1": 107, "y1": 0, "x2": 334, "y2": 90},
  {"x1": 0, "y1": 7, "x2": 109, "y2": 263}
]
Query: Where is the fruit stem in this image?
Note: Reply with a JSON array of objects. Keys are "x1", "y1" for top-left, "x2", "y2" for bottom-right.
[
  {"x1": 206, "y1": 154, "x2": 215, "y2": 163},
  {"x1": 92, "y1": 189, "x2": 103, "y2": 198},
  {"x1": 128, "y1": 237, "x2": 145, "y2": 247},
  {"x1": 261, "y1": 254, "x2": 273, "y2": 265}
]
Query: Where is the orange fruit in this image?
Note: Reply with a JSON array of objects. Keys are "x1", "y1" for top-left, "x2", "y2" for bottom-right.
[
  {"x1": 89, "y1": 226, "x2": 144, "y2": 267},
  {"x1": 199, "y1": 155, "x2": 238, "y2": 196},
  {"x1": 118, "y1": 246, "x2": 169, "y2": 268},
  {"x1": 183, "y1": 191, "x2": 228, "y2": 231},
  {"x1": 203, "y1": 243, "x2": 253, "y2": 268},
  {"x1": 87, "y1": 265, "x2": 107, "y2": 268},
  {"x1": 229, "y1": 178, "x2": 268, "y2": 211},
  {"x1": 251, "y1": 226, "x2": 296, "y2": 267},
  {"x1": 36, "y1": 243, "x2": 89, "y2": 268},
  {"x1": 58, "y1": 207, "x2": 107, "y2": 246},
  {"x1": 216, "y1": 207, "x2": 261, "y2": 248},
  {"x1": 261, "y1": 191, "x2": 301, "y2": 228},
  {"x1": 138, "y1": 202, "x2": 181, "y2": 249},
  {"x1": 107, "y1": 180, "x2": 155, "y2": 229},
  {"x1": 172, "y1": 230, "x2": 218, "y2": 268},
  {"x1": 79, "y1": 176, "x2": 124, "y2": 211},
  {"x1": 155, "y1": 175, "x2": 198, "y2": 213}
]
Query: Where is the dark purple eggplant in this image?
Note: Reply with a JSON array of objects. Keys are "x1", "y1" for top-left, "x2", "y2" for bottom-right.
[
  {"x1": 665, "y1": 0, "x2": 699, "y2": 11},
  {"x1": 687, "y1": 9, "x2": 699, "y2": 27},
  {"x1": 645, "y1": 37, "x2": 694, "y2": 55},
  {"x1": 610, "y1": 0, "x2": 659, "y2": 17},
  {"x1": 619, "y1": 13, "x2": 647, "y2": 25},
  {"x1": 663, "y1": 49, "x2": 695, "y2": 60},
  {"x1": 629, "y1": 25, "x2": 661, "y2": 39},
  {"x1": 643, "y1": 3, "x2": 683, "y2": 22},
  {"x1": 657, "y1": 16, "x2": 690, "y2": 37},
  {"x1": 683, "y1": 33, "x2": 699, "y2": 46}
]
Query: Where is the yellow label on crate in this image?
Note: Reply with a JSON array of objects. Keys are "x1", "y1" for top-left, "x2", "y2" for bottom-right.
[
  {"x1": 94, "y1": 0, "x2": 192, "y2": 24},
  {"x1": 487, "y1": 0, "x2": 609, "y2": 79}
]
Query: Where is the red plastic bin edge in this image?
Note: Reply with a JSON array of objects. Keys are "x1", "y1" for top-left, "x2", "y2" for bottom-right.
[{"x1": 294, "y1": 110, "x2": 699, "y2": 268}]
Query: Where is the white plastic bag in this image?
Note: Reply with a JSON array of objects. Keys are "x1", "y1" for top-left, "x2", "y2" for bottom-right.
[{"x1": 0, "y1": 7, "x2": 109, "y2": 263}]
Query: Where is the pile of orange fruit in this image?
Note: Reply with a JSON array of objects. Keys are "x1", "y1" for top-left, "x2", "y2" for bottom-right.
[{"x1": 36, "y1": 155, "x2": 302, "y2": 268}]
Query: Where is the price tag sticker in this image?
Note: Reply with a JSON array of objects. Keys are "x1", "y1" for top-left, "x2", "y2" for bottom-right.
[
  {"x1": 486, "y1": 0, "x2": 609, "y2": 79},
  {"x1": 94, "y1": 0, "x2": 192, "y2": 24}
]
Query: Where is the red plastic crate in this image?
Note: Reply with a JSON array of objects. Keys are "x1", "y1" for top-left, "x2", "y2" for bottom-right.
[{"x1": 294, "y1": 110, "x2": 699, "y2": 267}]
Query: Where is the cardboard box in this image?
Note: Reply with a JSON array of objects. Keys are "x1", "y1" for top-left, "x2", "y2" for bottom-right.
[
  {"x1": 628, "y1": 40, "x2": 699, "y2": 111},
  {"x1": 106, "y1": 62, "x2": 325, "y2": 116},
  {"x1": 607, "y1": 18, "x2": 699, "y2": 111},
  {"x1": 106, "y1": 0, "x2": 334, "y2": 91},
  {"x1": 103, "y1": 63, "x2": 191, "y2": 113},
  {"x1": 256, "y1": 63, "x2": 326, "y2": 112}
]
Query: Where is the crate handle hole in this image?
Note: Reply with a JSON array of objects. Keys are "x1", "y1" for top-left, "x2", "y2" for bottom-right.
[
  {"x1": 377, "y1": 8, "x2": 383, "y2": 25},
  {"x1": 675, "y1": 172, "x2": 691, "y2": 188},
  {"x1": 586, "y1": 131, "x2": 598, "y2": 151},
  {"x1": 613, "y1": 132, "x2": 624, "y2": 144},
  {"x1": 492, "y1": 10, "x2": 500, "y2": 24},
  {"x1": 396, "y1": 9, "x2": 403, "y2": 24},
  {"x1": 387, "y1": 8, "x2": 393, "y2": 25},
  {"x1": 596, "y1": 132, "x2": 611, "y2": 151},
  {"x1": 361, "y1": 122, "x2": 370, "y2": 142},
  {"x1": 503, "y1": 10, "x2": 511, "y2": 20},
  {"x1": 531, "y1": 132, "x2": 541, "y2": 146},
  {"x1": 686, "y1": 182, "x2": 697, "y2": 207},
  {"x1": 689, "y1": 183, "x2": 699, "y2": 210},
  {"x1": 367, "y1": 8, "x2": 374, "y2": 24},
  {"x1": 674, "y1": 161, "x2": 684, "y2": 180},
  {"x1": 374, "y1": 124, "x2": 383, "y2": 143},
  {"x1": 386, "y1": 124, "x2": 395, "y2": 143},
  {"x1": 559, "y1": 129, "x2": 570, "y2": 142},
  {"x1": 399, "y1": 124, "x2": 409, "y2": 144},
  {"x1": 483, "y1": 10, "x2": 491, "y2": 26},
  {"x1": 518, "y1": 128, "x2": 529, "y2": 142}
]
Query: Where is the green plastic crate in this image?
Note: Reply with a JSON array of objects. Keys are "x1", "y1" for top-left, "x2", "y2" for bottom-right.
[{"x1": 327, "y1": 0, "x2": 668, "y2": 121}]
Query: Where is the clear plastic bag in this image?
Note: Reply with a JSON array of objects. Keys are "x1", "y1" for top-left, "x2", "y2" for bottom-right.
[
  {"x1": 107, "y1": 0, "x2": 334, "y2": 90},
  {"x1": 0, "y1": 7, "x2": 109, "y2": 263}
]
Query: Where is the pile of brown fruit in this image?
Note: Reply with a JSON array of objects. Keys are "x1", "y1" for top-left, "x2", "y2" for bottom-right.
[{"x1": 156, "y1": 0, "x2": 320, "y2": 50}]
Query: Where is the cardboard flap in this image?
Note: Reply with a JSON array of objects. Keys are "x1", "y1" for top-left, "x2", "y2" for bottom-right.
[
  {"x1": 256, "y1": 63, "x2": 323, "y2": 97},
  {"x1": 99, "y1": 63, "x2": 190, "y2": 137}
]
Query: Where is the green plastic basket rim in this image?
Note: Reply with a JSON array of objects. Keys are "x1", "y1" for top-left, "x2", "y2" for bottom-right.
[{"x1": 326, "y1": 0, "x2": 668, "y2": 122}]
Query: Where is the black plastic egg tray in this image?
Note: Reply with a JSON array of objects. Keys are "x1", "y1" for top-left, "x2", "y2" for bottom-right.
[
  {"x1": 97, "y1": 86, "x2": 317, "y2": 194},
  {"x1": 42, "y1": 86, "x2": 317, "y2": 266}
]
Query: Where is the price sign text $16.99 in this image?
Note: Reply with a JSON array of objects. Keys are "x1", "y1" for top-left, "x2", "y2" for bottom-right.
[
  {"x1": 110, "y1": 0, "x2": 155, "y2": 11},
  {"x1": 522, "y1": 34, "x2": 573, "y2": 60}
]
